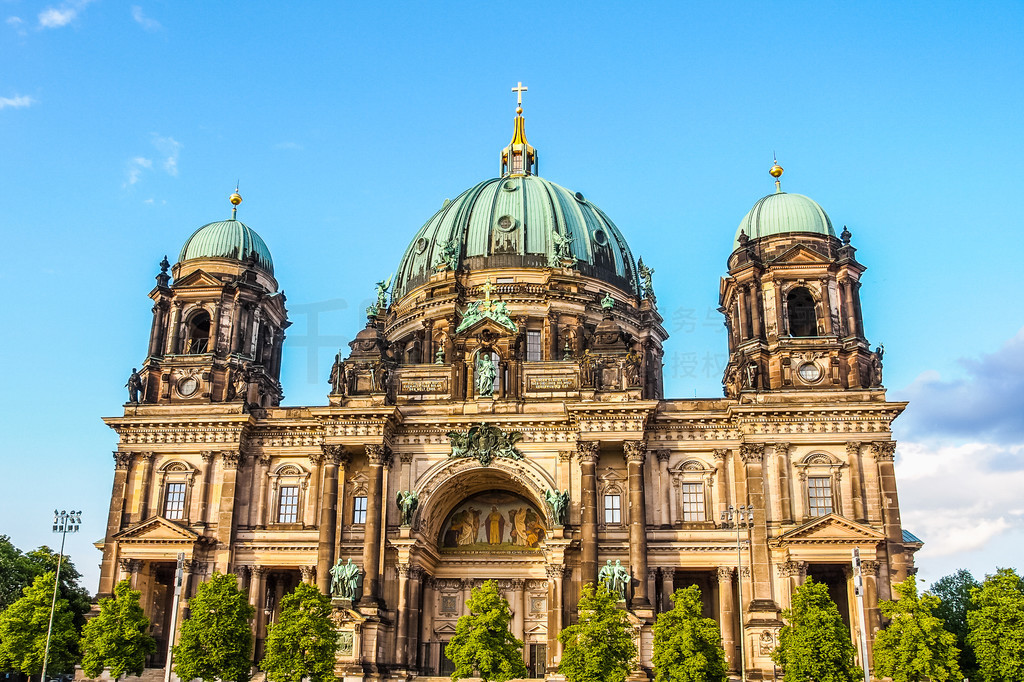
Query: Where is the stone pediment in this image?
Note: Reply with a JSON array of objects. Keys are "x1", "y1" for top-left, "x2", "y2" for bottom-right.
[
  {"x1": 773, "y1": 514, "x2": 884, "y2": 546},
  {"x1": 434, "y1": 622, "x2": 457, "y2": 635},
  {"x1": 113, "y1": 516, "x2": 206, "y2": 545},
  {"x1": 454, "y1": 314, "x2": 517, "y2": 338},
  {"x1": 772, "y1": 244, "x2": 832, "y2": 265},
  {"x1": 172, "y1": 269, "x2": 223, "y2": 288}
]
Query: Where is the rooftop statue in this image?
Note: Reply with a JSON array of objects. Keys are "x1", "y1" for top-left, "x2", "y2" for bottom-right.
[
  {"x1": 549, "y1": 228, "x2": 575, "y2": 267},
  {"x1": 455, "y1": 278, "x2": 518, "y2": 334},
  {"x1": 330, "y1": 558, "x2": 363, "y2": 601},
  {"x1": 434, "y1": 236, "x2": 460, "y2": 272},
  {"x1": 638, "y1": 257, "x2": 656, "y2": 302},
  {"x1": 396, "y1": 490, "x2": 419, "y2": 526},
  {"x1": 126, "y1": 368, "x2": 143, "y2": 404},
  {"x1": 544, "y1": 488, "x2": 570, "y2": 526}
]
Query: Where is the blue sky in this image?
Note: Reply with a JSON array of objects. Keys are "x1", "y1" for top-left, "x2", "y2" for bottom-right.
[{"x1": 1, "y1": 1, "x2": 1022, "y2": 591}]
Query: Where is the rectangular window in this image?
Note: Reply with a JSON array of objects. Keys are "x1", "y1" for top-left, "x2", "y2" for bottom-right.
[
  {"x1": 164, "y1": 482, "x2": 186, "y2": 520},
  {"x1": 353, "y1": 496, "x2": 367, "y2": 524},
  {"x1": 603, "y1": 494, "x2": 621, "y2": 524},
  {"x1": 808, "y1": 476, "x2": 834, "y2": 517},
  {"x1": 277, "y1": 485, "x2": 299, "y2": 523},
  {"x1": 526, "y1": 330, "x2": 542, "y2": 362},
  {"x1": 439, "y1": 641, "x2": 455, "y2": 676},
  {"x1": 529, "y1": 643, "x2": 547, "y2": 678},
  {"x1": 681, "y1": 482, "x2": 705, "y2": 521}
]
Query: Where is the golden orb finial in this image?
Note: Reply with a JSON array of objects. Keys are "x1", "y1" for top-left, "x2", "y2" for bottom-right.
[
  {"x1": 516, "y1": 106, "x2": 523, "y2": 115},
  {"x1": 769, "y1": 159, "x2": 784, "y2": 178},
  {"x1": 230, "y1": 191, "x2": 243, "y2": 206}
]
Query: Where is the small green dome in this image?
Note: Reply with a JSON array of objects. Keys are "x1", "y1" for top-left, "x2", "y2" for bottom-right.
[
  {"x1": 734, "y1": 191, "x2": 834, "y2": 249},
  {"x1": 394, "y1": 175, "x2": 639, "y2": 299},
  {"x1": 179, "y1": 219, "x2": 274, "y2": 274}
]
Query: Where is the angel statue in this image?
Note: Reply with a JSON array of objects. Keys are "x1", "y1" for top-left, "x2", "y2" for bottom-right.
[
  {"x1": 637, "y1": 257, "x2": 655, "y2": 302},
  {"x1": 396, "y1": 490, "x2": 419, "y2": 526},
  {"x1": 374, "y1": 274, "x2": 393, "y2": 312},
  {"x1": 544, "y1": 489, "x2": 570, "y2": 526},
  {"x1": 549, "y1": 228, "x2": 574, "y2": 266}
]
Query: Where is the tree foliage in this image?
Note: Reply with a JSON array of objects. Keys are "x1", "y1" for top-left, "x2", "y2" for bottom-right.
[
  {"x1": 0, "y1": 571, "x2": 79, "y2": 676},
  {"x1": 80, "y1": 578, "x2": 156, "y2": 679},
  {"x1": 261, "y1": 583, "x2": 338, "y2": 682},
  {"x1": 966, "y1": 567, "x2": 1024, "y2": 682},
  {"x1": 872, "y1": 575, "x2": 961, "y2": 682},
  {"x1": 173, "y1": 572, "x2": 254, "y2": 682},
  {"x1": 652, "y1": 585, "x2": 726, "y2": 682},
  {"x1": 771, "y1": 577, "x2": 860, "y2": 682},
  {"x1": 444, "y1": 579, "x2": 527, "y2": 682},
  {"x1": 930, "y1": 568, "x2": 980, "y2": 678},
  {"x1": 0, "y1": 536, "x2": 91, "y2": 630},
  {"x1": 559, "y1": 583, "x2": 637, "y2": 682}
]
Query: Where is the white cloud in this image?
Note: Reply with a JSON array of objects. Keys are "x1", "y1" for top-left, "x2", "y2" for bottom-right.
[
  {"x1": 896, "y1": 440, "x2": 1024, "y2": 558},
  {"x1": 7, "y1": 17, "x2": 24, "y2": 26},
  {"x1": 125, "y1": 157, "x2": 153, "y2": 187},
  {"x1": 130, "y1": 6, "x2": 161, "y2": 31},
  {"x1": 37, "y1": 0, "x2": 93, "y2": 29},
  {"x1": 0, "y1": 95, "x2": 34, "y2": 110},
  {"x1": 151, "y1": 134, "x2": 181, "y2": 176}
]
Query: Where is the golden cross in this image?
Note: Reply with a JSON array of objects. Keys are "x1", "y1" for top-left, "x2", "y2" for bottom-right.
[{"x1": 511, "y1": 81, "x2": 528, "y2": 107}]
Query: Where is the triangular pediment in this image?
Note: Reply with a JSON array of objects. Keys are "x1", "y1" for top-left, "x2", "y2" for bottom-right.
[
  {"x1": 772, "y1": 244, "x2": 832, "y2": 265},
  {"x1": 774, "y1": 514, "x2": 885, "y2": 546},
  {"x1": 172, "y1": 269, "x2": 223, "y2": 288},
  {"x1": 454, "y1": 316, "x2": 517, "y2": 338},
  {"x1": 113, "y1": 516, "x2": 204, "y2": 544},
  {"x1": 435, "y1": 622, "x2": 458, "y2": 635},
  {"x1": 525, "y1": 623, "x2": 548, "y2": 635}
]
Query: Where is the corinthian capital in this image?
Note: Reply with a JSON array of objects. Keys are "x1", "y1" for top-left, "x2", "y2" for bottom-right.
[
  {"x1": 366, "y1": 444, "x2": 393, "y2": 467},
  {"x1": 739, "y1": 443, "x2": 765, "y2": 463},
  {"x1": 221, "y1": 450, "x2": 244, "y2": 469},
  {"x1": 320, "y1": 444, "x2": 349, "y2": 466},
  {"x1": 623, "y1": 440, "x2": 647, "y2": 463},
  {"x1": 576, "y1": 441, "x2": 600, "y2": 464},
  {"x1": 113, "y1": 451, "x2": 134, "y2": 470},
  {"x1": 871, "y1": 441, "x2": 897, "y2": 461}
]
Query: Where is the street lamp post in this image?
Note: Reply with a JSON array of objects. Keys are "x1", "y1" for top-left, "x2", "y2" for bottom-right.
[
  {"x1": 721, "y1": 504, "x2": 754, "y2": 682},
  {"x1": 41, "y1": 509, "x2": 81, "y2": 682}
]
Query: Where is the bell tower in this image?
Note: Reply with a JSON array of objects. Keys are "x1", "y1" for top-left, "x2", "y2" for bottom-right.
[
  {"x1": 719, "y1": 161, "x2": 882, "y2": 396},
  {"x1": 135, "y1": 191, "x2": 290, "y2": 407}
]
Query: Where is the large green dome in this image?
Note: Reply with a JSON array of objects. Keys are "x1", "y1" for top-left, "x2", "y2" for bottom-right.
[
  {"x1": 393, "y1": 175, "x2": 639, "y2": 300},
  {"x1": 734, "y1": 191, "x2": 834, "y2": 249},
  {"x1": 179, "y1": 219, "x2": 274, "y2": 274}
]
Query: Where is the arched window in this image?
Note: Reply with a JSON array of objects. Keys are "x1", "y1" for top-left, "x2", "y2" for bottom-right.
[
  {"x1": 184, "y1": 311, "x2": 211, "y2": 354},
  {"x1": 787, "y1": 287, "x2": 817, "y2": 337}
]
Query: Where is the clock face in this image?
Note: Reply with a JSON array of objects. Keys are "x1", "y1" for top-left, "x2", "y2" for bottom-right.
[
  {"x1": 798, "y1": 363, "x2": 822, "y2": 383},
  {"x1": 177, "y1": 376, "x2": 199, "y2": 397}
]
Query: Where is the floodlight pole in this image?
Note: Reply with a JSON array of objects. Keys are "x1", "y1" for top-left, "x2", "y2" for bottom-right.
[
  {"x1": 852, "y1": 548, "x2": 871, "y2": 682},
  {"x1": 722, "y1": 504, "x2": 753, "y2": 682},
  {"x1": 42, "y1": 509, "x2": 81, "y2": 682}
]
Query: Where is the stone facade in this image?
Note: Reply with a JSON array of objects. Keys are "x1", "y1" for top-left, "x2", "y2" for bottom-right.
[{"x1": 97, "y1": 113, "x2": 917, "y2": 681}]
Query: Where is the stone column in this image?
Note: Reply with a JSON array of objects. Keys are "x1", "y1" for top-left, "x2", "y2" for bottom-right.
[
  {"x1": 317, "y1": 445, "x2": 345, "y2": 594},
  {"x1": 215, "y1": 451, "x2": 243, "y2": 571},
  {"x1": 624, "y1": 440, "x2": 651, "y2": 608},
  {"x1": 862, "y1": 560, "x2": 881, "y2": 653},
  {"x1": 99, "y1": 453, "x2": 133, "y2": 597},
  {"x1": 717, "y1": 566, "x2": 737, "y2": 672},
  {"x1": 713, "y1": 449, "x2": 729, "y2": 519},
  {"x1": 307, "y1": 452, "x2": 323, "y2": 527},
  {"x1": 253, "y1": 454, "x2": 271, "y2": 527},
  {"x1": 774, "y1": 443, "x2": 792, "y2": 524},
  {"x1": 739, "y1": 444, "x2": 772, "y2": 603},
  {"x1": 819, "y1": 278, "x2": 834, "y2": 335},
  {"x1": 165, "y1": 302, "x2": 182, "y2": 354},
  {"x1": 229, "y1": 298, "x2": 245, "y2": 354},
  {"x1": 660, "y1": 567, "x2": 674, "y2": 613},
  {"x1": 134, "y1": 452, "x2": 155, "y2": 522},
  {"x1": 872, "y1": 442, "x2": 907, "y2": 580},
  {"x1": 656, "y1": 450, "x2": 672, "y2": 527},
  {"x1": 840, "y1": 279, "x2": 856, "y2": 338},
  {"x1": 773, "y1": 280, "x2": 785, "y2": 338},
  {"x1": 360, "y1": 444, "x2": 392, "y2": 607},
  {"x1": 147, "y1": 301, "x2": 166, "y2": 358},
  {"x1": 300, "y1": 566, "x2": 315, "y2": 585},
  {"x1": 511, "y1": 578, "x2": 526, "y2": 642},
  {"x1": 750, "y1": 281, "x2": 764, "y2": 339},
  {"x1": 847, "y1": 442, "x2": 866, "y2": 522},
  {"x1": 420, "y1": 575, "x2": 435, "y2": 651},
  {"x1": 546, "y1": 564, "x2": 565, "y2": 670},
  {"x1": 577, "y1": 441, "x2": 600, "y2": 586},
  {"x1": 736, "y1": 286, "x2": 750, "y2": 341},
  {"x1": 197, "y1": 451, "x2": 214, "y2": 525},
  {"x1": 408, "y1": 567, "x2": 424, "y2": 670},
  {"x1": 396, "y1": 564, "x2": 411, "y2": 666}
]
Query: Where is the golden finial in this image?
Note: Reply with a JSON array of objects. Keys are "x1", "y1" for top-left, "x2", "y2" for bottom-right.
[
  {"x1": 770, "y1": 156, "x2": 784, "y2": 192},
  {"x1": 230, "y1": 185, "x2": 242, "y2": 219}
]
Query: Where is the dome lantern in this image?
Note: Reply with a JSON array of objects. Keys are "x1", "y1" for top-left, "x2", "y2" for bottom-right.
[{"x1": 500, "y1": 81, "x2": 538, "y2": 177}]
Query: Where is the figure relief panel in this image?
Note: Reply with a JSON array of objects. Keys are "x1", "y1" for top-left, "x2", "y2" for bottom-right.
[{"x1": 440, "y1": 490, "x2": 547, "y2": 552}]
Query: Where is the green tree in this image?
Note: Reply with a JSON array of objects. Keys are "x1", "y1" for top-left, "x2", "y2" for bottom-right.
[
  {"x1": 872, "y1": 575, "x2": 961, "y2": 682},
  {"x1": 444, "y1": 579, "x2": 527, "y2": 682},
  {"x1": 80, "y1": 579, "x2": 157, "y2": 679},
  {"x1": 559, "y1": 583, "x2": 637, "y2": 682},
  {"x1": 0, "y1": 537, "x2": 91, "y2": 630},
  {"x1": 771, "y1": 577, "x2": 859, "y2": 682},
  {"x1": 652, "y1": 585, "x2": 726, "y2": 682},
  {"x1": 967, "y1": 567, "x2": 1024, "y2": 682},
  {"x1": 261, "y1": 583, "x2": 338, "y2": 682},
  {"x1": 930, "y1": 568, "x2": 980, "y2": 678},
  {"x1": 0, "y1": 571, "x2": 79, "y2": 677},
  {"x1": 173, "y1": 572, "x2": 254, "y2": 682}
]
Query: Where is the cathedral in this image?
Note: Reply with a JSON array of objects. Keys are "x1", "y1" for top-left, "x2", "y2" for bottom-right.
[{"x1": 97, "y1": 87, "x2": 918, "y2": 681}]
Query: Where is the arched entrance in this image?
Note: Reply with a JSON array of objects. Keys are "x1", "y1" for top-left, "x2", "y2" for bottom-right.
[{"x1": 413, "y1": 459, "x2": 558, "y2": 677}]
